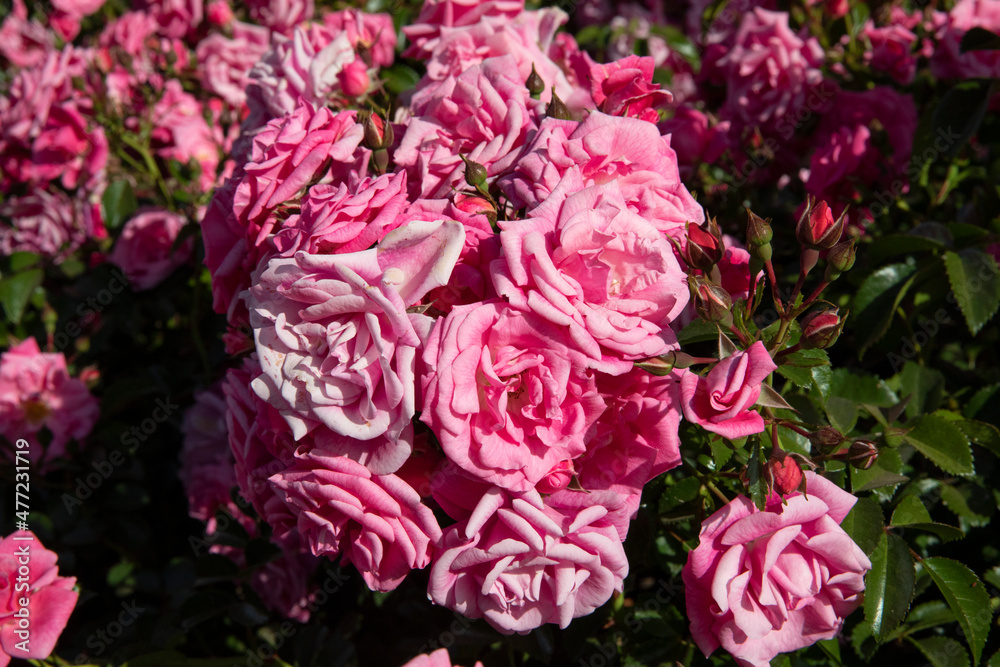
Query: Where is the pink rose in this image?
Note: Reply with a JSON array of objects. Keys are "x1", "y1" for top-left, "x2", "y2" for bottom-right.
[
  {"x1": 402, "y1": 649, "x2": 483, "y2": 667},
  {"x1": 932, "y1": 0, "x2": 1000, "y2": 80},
  {"x1": 0, "y1": 0, "x2": 54, "y2": 68},
  {"x1": 245, "y1": 0, "x2": 313, "y2": 35},
  {"x1": 0, "y1": 191, "x2": 100, "y2": 259},
  {"x1": 396, "y1": 55, "x2": 541, "y2": 199},
  {"x1": 588, "y1": 54, "x2": 671, "y2": 123},
  {"x1": 338, "y1": 58, "x2": 370, "y2": 98},
  {"x1": 109, "y1": 209, "x2": 193, "y2": 291},
  {"x1": 249, "y1": 220, "x2": 464, "y2": 474},
  {"x1": 272, "y1": 171, "x2": 409, "y2": 257},
  {"x1": 683, "y1": 473, "x2": 871, "y2": 667},
  {"x1": 402, "y1": 0, "x2": 524, "y2": 60},
  {"x1": 323, "y1": 9, "x2": 397, "y2": 68},
  {"x1": 659, "y1": 106, "x2": 731, "y2": 170},
  {"x1": 0, "y1": 531, "x2": 79, "y2": 664},
  {"x1": 268, "y1": 448, "x2": 442, "y2": 592},
  {"x1": 494, "y1": 180, "x2": 689, "y2": 364},
  {"x1": 679, "y1": 341, "x2": 776, "y2": 439},
  {"x1": 501, "y1": 112, "x2": 704, "y2": 237},
  {"x1": 201, "y1": 178, "x2": 257, "y2": 319},
  {"x1": 429, "y1": 487, "x2": 628, "y2": 634},
  {"x1": 206, "y1": 0, "x2": 233, "y2": 25},
  {"x1": 420, "y1": 301, "x2": 606, "y2": 492},
  {"x1": 146, "y1": 0, "x2": 203, "y2": 38},
  {"x1": 195, "y1": 22, "x2": 271, "y2": 108},
  {"x1": 150, "y1": 80, "x2": 220, "y2": 191},
  {"x1": 0, "y1": 338, "x2": 99, "y2": 469},
  {"x1": 862, "y1": 20, "x2": 918, "y2": 85},
  {"x1": 250, "y1": 549, "x2": 320, "y2": 623}
]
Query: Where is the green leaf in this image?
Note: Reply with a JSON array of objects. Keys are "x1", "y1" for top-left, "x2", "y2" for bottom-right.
[
  {"x1": 933, "y1": 81, "x2": 994, "y2": 159},
  {"x1": 886, "y1": 601, "x2": 956, "y2": 641},
  {"x1": 0, "y1": 268, "x2": 43, "y2": 324},
  {"x1": 940, "y1": 485, "x2": 991, "y2": 527},
  {"x1": 868, "y1": 234, "x2": 946, "y2": 265},
  {"x1": 747, "y1": 436, "x2": 767, "y2": 511},
  {"x1": 943, "y1": 249, "x2": 1000, "y2": 335},
  {"x1": 989, "y1": 648, "x2": 1000, "y2": 667},
  {"x1": 852, "y1": 448, "x2": 908, "y2": 493},
  {"x1": 892, "y1": 362, "x2": 945, "y2": 420},
  {"x1": 891, "y1": 495, "x2": 965, "y2": 542},
  {"x1": 101, "y1": 179, "x2": 138, "y2": 230},
  {"x1": 904, "y1": 414, "x2": 974, "y2": 476},
  {"x1": 961, "y1": 25, "x2": 1000, "y2": 52},
  {"x1": 777, "y1": 348, "x2": 830, "y2": 388},
  {"x1": 908, "y1": 637, "x2": 969, "y2": 667},
  {"x1": 922, "y1": 557, "x2": 992, "y2": 664},
  {"x1": 382, "y1": 63, "x2": 421, "y2": 95},
  {"x1": 708, "y1": 437, "x2": 734, "y2": 470},
  {"x1": 955, "y1": 419, "x2": 1000, "y2": 456},
  {"x1": 826, "y1": 396, "x2": 859, "y2": 434},
  {"x1": 851, "y1": 263, "x2": 918, "y2": 354},
  {"x1": 864, "y1": 532, "x2": 915, "y2": 641},
  {"x1": 811, "y1": 364, "x2": 833, "y2": 402},
  {"x1": 830, "y1": 368, "x2": 900, "y2": 407},
  {"x1": 8, "y1": 252, "x2": 39, "y2": 272},
  {"x1": 840, "y1": 496, "x2": 884, "y2": 555},
  {"x1": 658, "y1": 476, "x2": 701, "y2": 512},
  {"x1": 677, "y1": 319, "x2": 720, "y2": 346}
]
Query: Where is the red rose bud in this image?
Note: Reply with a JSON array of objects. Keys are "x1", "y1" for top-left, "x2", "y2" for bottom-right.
[
  {"x1": 800, "y1": 308, "x2": 844, "y2": 349},
  {"x1": 339, "y1": 58, "x2": 370, "y2": 98},
  {"x1": 796, "y1": 199, "x2": 844, "y2": 249},
  {"x1": 848, "y1": 440, "x2": 879, "y2": 470},
  {"x1": 746, "y1": 209, "x2": 773, "y2": 247},
  {"x1": 689, "y1": 276, "x2": 733, "y2": 324},
  {"x1": 526, "y1": 64, "x2": 545, "y2": 99},
  {"x1": 683, "y1": 220, "x2": 723, "y2": 270},
  {"x1": 546, "y1": 89, "x2": 573, "y2": 120},
  {"x1": 361, "y1": 110, "x2": 393, "y2": 150},
  {"x1": 808, "y1": 426, "x2": 846, "y2": 452},
  {"x1": 768, "y1": 452, "x2": 803, "y2": 496}
]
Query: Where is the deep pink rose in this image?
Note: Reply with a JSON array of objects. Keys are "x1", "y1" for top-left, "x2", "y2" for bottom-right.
[
  {"x1": 402, "y1": 649, "x2": 483, "y2": 667},
  {"x1": 268, "y1": 448, "x2": 442, "y2": 592},
  {"x1": 588, "y1": 54, "x2": 671, "y2": 123},
  {"x1": 195, "y1": 22, "x2": 271, "y2": 108},
  {"x1": 206, "y1": 0, "x2": 233, "y2": 25},
  {"x1": 146, "y1": 0, "x2": 203, "y2": 38},
  {"x1": 0, "y1": 338, "x2": 98, "y2": 469},
  {"x1": 683, "y1": 473, "x2": 871, "y2": 667},
  {"x1": 679, "y1": 341, "x2": 776, "y2": 439},
  {"x1": 250, "y1": 549, "x2": 320, "y2": 622},
  {"x1": 109, "y1": 209, "x2": 193, "y2": 291},
  {"x1": 862, "y1": 20, "x2": 918, "y2": 85},
  {"x1": 420, "y1": 301, "x2": 606, "y2": 492},
  {"x1": 202, "y1": 178, "x2": 258, "y2": 319},
  {"x1": 659, "y1": 106, "x2": 731, "y2": 170},
  {"x1": 501, "y1": 112, "x2": 704, "y2": 237},
  {"x1": 249, "y1": 221, "x2": 464, "y2": 474},
  {"x1": 429, "y1": 487, "x2": 628, "y2": 634},
  {"x1": 0, "y1": 0, "x2": 54, "y2": 68},
  {"x1": 245, "y1": 0, "x2": 312, "y2": 34},
  {"x1": 0, "y1": 191, "x2": 100, "y2": 259},
  {"x1": 402, "y1": 0, "x2": 524, "y2": 60},
  {"x1": 272, "y1": 171, "x2": 409, "y2": 257},
  {"x1": 323, "y1": 9, "x2": 397, "y2": 68},
  {"x1": 150, "y1": 80, "x2": 220, "y2": 191},
  {"x1": 932, "y1": 0, "x2": 1000, "y2": 80},
  {"x1": 0, "y1": 531, "x2": 78, "y2": 664},
  {"x1": 397, "y1": 55, "x2": 541, "y2": 199},
  {"x1": 494, "y1": 181, "x2": 689, "y2": 364}
]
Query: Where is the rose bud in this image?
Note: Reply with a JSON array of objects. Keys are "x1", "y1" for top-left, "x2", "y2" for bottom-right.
[
  {"x1": 546, "y1": 89, "x2": 573, "y2": 120},
  {"x1": 808, "y1": 426, "x2": 846, "y2": 452},
  {"x1": 848, "y1": 440, "x2": 879, "y2": 470},
  {"x1": 339, "y1": 58, "x2": 371, "y2": 98},
  {"x1": 800, "y1": 308, "x2": 844, "y2": 350},
  {"x1": 824, "y1": 237, "x2": 857, "y2": 282},
  {"x1": 536, "y1": 459, "x2": 575, "y2": 494},
  {"x1": 454, "y1": 193, "x2": 497, "y2": 227},
  {"x1": 207, "y1": 0, "x2": 234, "y2": 26},
  {"x1": 767, "y1": 452, "x2": 804, "y2": 496},
  {"x1": 526, "y1": 64, "x2": 545, "y2": 99},
  {"x1": 796, "y1": 199, "x2": 845, "y2": 249},
  {"x1": 689, "y1": 276, "x2": 733, "y2": 324},
  {"x1": 460, "y1": 155, "x2": 488, "y2": 190},
  {"x1": 361, "y1": 110, "x2": 393, "y2": 151},
  {"x1": 682, "y1": 219, "x2": 724, "y2": 270},
  {"x1": 746, "y1": 209, "x2": 773, "y2": 247}
]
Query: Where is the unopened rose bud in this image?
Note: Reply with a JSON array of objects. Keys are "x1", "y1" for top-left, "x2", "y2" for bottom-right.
[
  {"x1": 546, "y1": 89, "x2": 572, "y2": 120},
  {"x1": 526, "y1": 64, "x2": 544, "y2": 99},
  {"x1": 824, "y1": 237, "x2": 857, "y2": 281},
  {"x1": 361, "y1": 110, "x2": 393, "y2": 151},
  {"x1": 796, "y1": 199, "x2": 845, "y2": 250},
  {"x1": 808, "y1": 426, "x2": 846, "y2": 452},
  {"x1": 454, "y1": 193, "x2": 497, "y2": 227},
  {"x1": 460, "y1": 155, "x2": 488, "y2": 190},
  {"x1": 536, "y1": 460, "x2": 575, "y2": 494},
  {"x1": 767, "y1": 452, "x2": 804, "y2": 496},
  {"x1": 339, "y1": 59, "x2": 370, "y2": 98},
  {"x1": 682, "y1": 220, "x2": 723, "y2": 270},
  {"x1": 206, "y1": 0, "x2": 234, "y2": 26},
  {"x1": 635, "y1": 353, "x2": 676, "y2": 376},
  {"x1": 746, "y1": 209, "x2": 773, "y2": 247},
  {"x1": 689, "y1": 276, "x2": 733, "y2": 324},
  {"x1": 848, "y1": 439, "x2": 879, "y2": 470},
  {"x1": 800, "y1": 308, "x2": 844, "y2": 349},
  {"x1": 79, "y1": 365, "x2": 101, "y2": 389}
]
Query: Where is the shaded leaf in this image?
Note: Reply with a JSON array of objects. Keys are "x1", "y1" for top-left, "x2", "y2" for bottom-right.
[
  {"x1": 851, "y1": 263, "x2": 918, "y2": 354},
  {"x1": 102, "y1": 179, "x2": 138, "y2": 230},
  {"x1": 961, "y1": 25, "x2": 1000, "y2": 52},
  {"x1": 841, "y1": 496, "x2": 884, "y2": 555},
  {"x1": 891, "y1": 495, "x2": 965, "y2": 542},
  {"x1": 943, "y1": 249, "x2": 1000, "y2": 335},
  {"x1": 922, "y1": 557, "x2": 992, "y2": 664},
  {"x1": 908, "y1": 637, "x2": 969, "y2": 667},
  {"x1": 0, "y1": 268, "x2": 43, "y2": 324},
  {"x1": 933, "y1": 81, "x2": 993, "y2": 159},
  {"x1": 904, "y1": 414, "x2": 974, "y2": 475},
  {"x1": 864, "y1": 532, "x2": 915, "y2": 641}
]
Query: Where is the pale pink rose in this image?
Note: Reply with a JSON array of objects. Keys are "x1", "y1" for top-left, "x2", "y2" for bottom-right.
[
  {"x1": 109, "y1": 209, "x2": 193, "y2": 291},
  {"x1": 272, "y1": 171, "x2": 409, "y2": 257},
  {"x1": 0, "y1": 0, "x2": 54, "y2": 68},
  {"x1": 397, "y1": 55, "x2": 541, "y2": 199},
  {"x1": 933, "y1": 0, "x2": 1000, "y2": 79},
  {"x1": 195, "y1": 22, "x2": 272, "y2": 108},
  {"x1": 714, "y1": 9, "x2": 826, "y2": 138},
  {"x1": 420, "y1": 301, "x2": 606, "y2": 492},
  {"x1": 245, "y1": 0, "x2": 313, "y2": 35},
  {"x1": 233, "y1": 103, "x2": 364, "y2": 242},
  {"x1": 246, "y1": 24, "x2": 355, "y2": 126},
  {"x1": 659, "y1": 106, "x2": 731, "y2": 170},
  {"x1": 862, "y1": 20, "x2": 918, "y2": 85},
  {"x1": 402, "y1": 649, "x2": 483, "y2": 667},
  {"x1": 679, "y1": 341, "x2": 776, "y2": 439},
  {"x1": 268, "y1": 447, "x2": 442, "y2": 592},
  {"x1": 0, "y1": 191, "x2": 98, "y2": 259},
  {"x1": 323, "y1": 9, "x2": 397, "y2": 68},
  {"x1": 146, "y1": 0, "x2": 203, "y2": 38},
  {"x1": 0, "y1": 338, "x2": 99, "y2": 469},
  {"x1": 402, "y1": 0, "x2": 524, "y2": 60},
  {"x1": 249, "y1": 221, "x2": 464, "y2": 474},
  {"x1": 501, "y1": 112, "x2": 705, "y2": 236},
  {"x1": 0, "y1": 531, "x2": 78, "y2": 664},
  {"x1": 151, "y1": 80, "x2": 220, "y2": 191},
  {"x1": 683, "y1": 473, "x2": 871, "y2": 667},
  {"x1": 588, "y1": 54, "x2": 671, "y2": 123},
  {"x1": 494, "y1": 181, "x2": 689, "y2": 364},
  {"x1": 429, "y1": 487, "x2": 628, "y2": 634}
]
